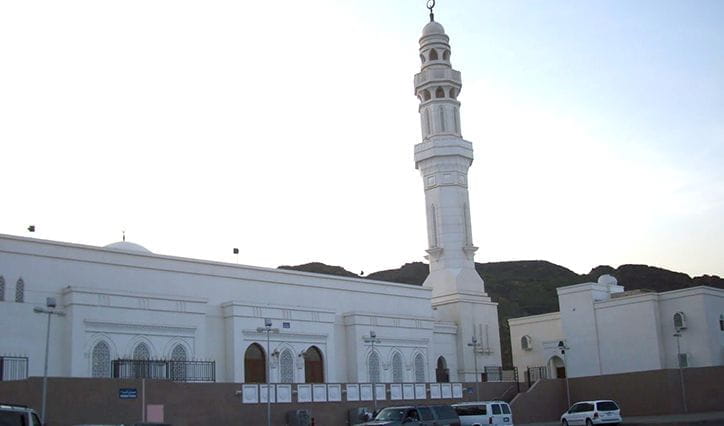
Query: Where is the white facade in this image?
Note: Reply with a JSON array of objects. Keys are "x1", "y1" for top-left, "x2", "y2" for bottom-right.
[
  {"x1": 0, "y1": 15, "x2": 502, "y2": 384},
  {"x1": 509, "y1": 276, "x2": 724, "y2": 379}
]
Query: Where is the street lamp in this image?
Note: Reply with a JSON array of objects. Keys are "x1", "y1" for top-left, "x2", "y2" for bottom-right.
[
  {"x1": 256, "y1": 318, "x2": 279, "y2": 426},
  {"x1": 557, "y1": 341, "x2": 571, "y2": 407},
  {"x1": 362, "y1": 330, "x2": 381, "y2": 413},
  {"x1": 673, "y1": 332, "x2": 687, "y2": 413},
  {"x1": 33, "y1": 297, "x2": 65, "y2": 425},
  {"x1": 466, "y1": 336, "x2": 481, "y2": 401}
]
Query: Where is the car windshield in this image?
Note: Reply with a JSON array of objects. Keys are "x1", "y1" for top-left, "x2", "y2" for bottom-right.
[
  {"x1": 375, "y1": 408, "x2": 406, "y2": 421},
  {"x1": 597, "y1": 401, "x2": 619, "y2": 411}
]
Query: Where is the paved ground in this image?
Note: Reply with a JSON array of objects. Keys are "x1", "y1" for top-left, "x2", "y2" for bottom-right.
[{"x1": 519, "y1": 410, "x2": 724, "y2": 426}]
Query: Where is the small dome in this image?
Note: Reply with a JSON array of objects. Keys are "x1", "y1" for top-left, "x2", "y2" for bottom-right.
[
  {"x1": 597, "y1": 274, "x2": 618, "y2": 286},
  {"x1": 104, "y1": 241, "x2": 152, "y2": 254},
  {"x1": 422, "y1": 21, "x2": 445, "y2": 36}
]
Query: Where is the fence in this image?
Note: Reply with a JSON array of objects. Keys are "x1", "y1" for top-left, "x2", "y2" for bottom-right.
[
  {"x1": 483, "y1": 366, "x2": 519, "y2": 393},
  {"x1": 112, "y1": 359, "x2": 215, "y2": 382},
  {"x1": 0, "y1": 356, "x2": 28, "y2": 381},
  {"x1": 526, "y1": 366, "x2": 548, "y2": 387}
]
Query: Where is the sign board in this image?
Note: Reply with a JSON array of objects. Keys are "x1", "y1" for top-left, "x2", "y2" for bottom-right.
[{"x1": 119, "y1": 388, "x2": 137, "y2": 399}]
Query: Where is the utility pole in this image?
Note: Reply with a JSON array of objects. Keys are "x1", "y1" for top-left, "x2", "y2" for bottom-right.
[
  {"x1": 256, "y1": 319, "x2": 278, "y2": 426},
  {"x1": 363, "y1": 330, "x2": 382, "y2": 413}
]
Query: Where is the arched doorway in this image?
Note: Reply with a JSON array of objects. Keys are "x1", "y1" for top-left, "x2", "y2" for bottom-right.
[
  {"x1": 304, "y1": 346, "x2": 324, "y2": 383},
  {"x1": 548, "y1": 355, "x2": 566, "y2": 378},
  {"x1": 435, "y1": 356, "x2": 449, "y2": 383},
  {"x1": 244, "y1": 343, "x2": 266, "y2": 383}
]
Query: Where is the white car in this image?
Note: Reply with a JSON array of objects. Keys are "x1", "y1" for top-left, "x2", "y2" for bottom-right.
[
  {"x1": 452, "y1": 401, "x2": 514, "y2": 426},
  {"x1": 560, "y1": 400, "x2": 622, "y2": 426},
  {"x1": 0, "y1": 403, "x2": 42, "y2": 426}
]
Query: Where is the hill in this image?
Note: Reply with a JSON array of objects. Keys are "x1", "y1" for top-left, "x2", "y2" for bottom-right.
[{"x1": 279, "y1": 261, "x2": 723, "y2": 367}]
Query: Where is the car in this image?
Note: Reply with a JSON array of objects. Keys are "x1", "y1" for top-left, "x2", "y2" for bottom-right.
[
  {"x1": 0, "y1": 403, "x2": 42, "y2": 426},
  {"x1": 358, "y1": 404, "x2": 461, "y2": 425},
  {"x1": 452, "y1": 401, "x2": 514, "y2": 426},
  {"x1": 560, "y1": 400, "x2": 622, "y2": 426}
]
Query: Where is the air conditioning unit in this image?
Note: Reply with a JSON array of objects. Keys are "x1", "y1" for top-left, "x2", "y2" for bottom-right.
[
  {"x1": 521, "y1": 335, "x2": 533, "y2": 351},
  {"x1": 677, "y1": 353, "x2": 690, "y2": 368},
  {"x1": 673, "y1": 312, "x2": 687, "y2": 331}
]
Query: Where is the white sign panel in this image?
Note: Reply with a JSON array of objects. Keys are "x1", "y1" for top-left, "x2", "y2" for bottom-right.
[
  {"x1": 327, "y1": 384, "x2": 342, "y2": 402},
  {"x1": 429, "y1": 383, "x2": 441, "y2": 399},
  {"x1": 297, "y1": 384, "x2": 312, "y2": 403},
  {"x1": 390, "y1": 384, "x2": 402, "y2": 400},
  {"x1": 346, "y1": 384, "x2": 360, "y2": 401},
  {"x1": 452, "y1": 383, "x2": 463, "y2": 398},
  {"x1": 414, "y1": 384, "x2": 426, "y2": 400},
  {"x1": 360, "y1": 384, "x2": 373, "y2": 401},
  {"x1": 277, "y1": 384, "x2": 292, "y2": 403},
  {"x1": 403, "y1": 384, "x2": 415, "y2": 400},
  {"x1": 441, "y1": 383, "x2": 452, "y2": 399},
  {"x1": 375, "y1": 384, "x2": 386, "y2": 401},
  {"x1": 313, "y1": 384, "x2": 327, "y2": 402},
  {"x1": 259, "y1": 385, "x2": 276, "y2": 403},
  {"x1": 242, "y1": 384, "x2": 258, "y2": 404}
]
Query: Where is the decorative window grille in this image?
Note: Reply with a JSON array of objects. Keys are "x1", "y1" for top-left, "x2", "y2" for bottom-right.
[
  {"x1": 521, "y1": 335, "x2": 533, "y2": 351},
  {"x1": 170, "y1": 344, "x2": 187, "y2": 381},
  {"x1": 133, "y1": 343, "x2": 150, "y2": 360},
  {"x1": 392, "y1": 352, "x2": 403, "y2": 383},
  {"x1": 368, "y1": 352, "x2": 380, "y2": 383},
  {"x1": 15, "y1": 278, "x2": 24, "y2": 303},
  {"x1": 92, "y1": 341, "x2": 111, "y2": 377},
  {"x1": 0, "y1": 276, "x2": 4, "y2": 301},
  {"x1": 414, "y1": 353, "x2": 425, "y2": 383},
  {"x1": 280, "y1": 349, "x2": 294, "y2": 383},
  {"x1": 673, "y1": 312, "x2": 687, "y2": 331}
]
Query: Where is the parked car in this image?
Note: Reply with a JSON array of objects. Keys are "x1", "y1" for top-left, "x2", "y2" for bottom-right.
[
  {"x1": 452, "y1": 401, "x2": 514, "y2": 426},
  {"x1": 0, "y1": 403, "x2": 41, "y2": 426},
  {"x1": 560, "y1": 400, "x2": 622, "y2": 426},
  {"x1": 358, "y1": 404, "x2": 460, "y2": 425}
]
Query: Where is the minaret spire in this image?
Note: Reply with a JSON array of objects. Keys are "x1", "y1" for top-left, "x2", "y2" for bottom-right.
[{"x1": 427, "y1": 0, "x2": 435, "y2": 22}]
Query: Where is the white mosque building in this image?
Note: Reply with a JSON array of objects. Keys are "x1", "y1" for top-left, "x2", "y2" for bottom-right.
[{"x1": 0, "y1": 13, "x2": 502, "y2": 385}]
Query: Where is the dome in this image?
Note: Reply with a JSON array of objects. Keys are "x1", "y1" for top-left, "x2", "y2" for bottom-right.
[
  {"x1": 104, "y1": 241, "x2": 152, "y2": 254},
  {"x1": 422, "y1": 21, "x2": 445, "y2": 36},
  {"x1": 597, "y1": 274, "x2": 618, "y2": 286}
]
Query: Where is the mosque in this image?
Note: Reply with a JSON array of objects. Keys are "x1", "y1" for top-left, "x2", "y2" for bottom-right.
[{"x1": 0, "y1": 9, "x2": 503, "y2": 385}]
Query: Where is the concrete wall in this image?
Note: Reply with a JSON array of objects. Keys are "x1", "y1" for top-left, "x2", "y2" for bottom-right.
[
  {"x1": 0, "y1": 378, "x2": 514, "y2": 426},
  {"x1": 508, "y1": 311, "x2": 562, "y2": 374}
]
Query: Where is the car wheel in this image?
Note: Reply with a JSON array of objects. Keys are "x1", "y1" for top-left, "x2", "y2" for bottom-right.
[
  {"x1": 586, "y1": 419, "x2": 593, "y2": 426},
  {"x1": 562, "y1": 420, "x2": 568, "y2": 426}
]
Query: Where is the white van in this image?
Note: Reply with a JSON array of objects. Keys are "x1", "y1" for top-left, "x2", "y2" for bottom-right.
[{"x1": 452, "y1": 401, "x2": 514, "y2": 426}]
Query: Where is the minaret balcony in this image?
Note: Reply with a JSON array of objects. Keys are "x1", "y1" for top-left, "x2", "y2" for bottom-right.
[{"x1": 414, "y1": 68, "x2": 461, "y2": 90}]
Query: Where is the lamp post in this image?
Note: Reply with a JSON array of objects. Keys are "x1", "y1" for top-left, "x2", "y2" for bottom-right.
[
  {"x1": 33, "y1": 297, "x2": 65, "y2": 425},
  {"x1": 363, "y1": 330, "x2": 381, "y2": 413},
  {"x1": 256, "y1": 318, "x2": 278, "y2": 426},
  {"x1": 557, "y1": 341, "x2": 570, "y2": 407},
  {"x1": 673, "y1": 332, "x2": 687, "y2": 413},
  {"x1": 466, "y1": 336, "x2": 481, "y2": 401}
]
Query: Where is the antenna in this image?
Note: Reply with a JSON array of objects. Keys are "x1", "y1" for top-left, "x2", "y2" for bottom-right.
[{"x1": 122, "y1": 230, "x2": 126, "y2": 242}]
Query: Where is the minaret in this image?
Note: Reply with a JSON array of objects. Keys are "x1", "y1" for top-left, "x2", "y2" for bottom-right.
[{"x1": 414, "y1": 7, "x2": 502, "y2": 379}]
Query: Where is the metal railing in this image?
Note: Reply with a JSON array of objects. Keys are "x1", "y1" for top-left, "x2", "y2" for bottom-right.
[
  {"x1": 526, "y1": 366, "x2": 548, "y2": 387},
  {"x1": 0, "y1": 356, "x2": 29, "y2": 381},
  {"x1": 483, "y1": 366, "x2": 519, "y2": 393},
  {"x1": 112, "y1": 359, "x2": 215, "y2": 382}
]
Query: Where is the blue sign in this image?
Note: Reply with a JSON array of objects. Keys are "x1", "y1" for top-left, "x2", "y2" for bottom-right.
[{"x1": 119, "y1": 388, "x2": 137, "y2": 399}]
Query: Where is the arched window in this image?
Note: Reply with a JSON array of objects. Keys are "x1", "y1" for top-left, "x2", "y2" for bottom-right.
[
  {"x1": 280, "y1": 349, "x2": 294, "y2": 383},
  {"x1": 91, "y1": 341, "x2": 111, "y2": 378},
  {"x1": 720, "y1": 314, "x2": 723, "y2": 331},
  {"x1": 674, "y1": 312, "x2": 687, "y2": 331},
  {"x1": 0, "y1": 276, "x2": 4, "y2": 301},
  {"x1": 419, "y1": 54, "x2": 426, "y2": 64},
  {"x1": 521, "y1": 335, "x2": 533, "y2": 351},
  {"x1": 392, "y1": 352, "x2": 403, "y2": 383},
  {"x1": 368, "y1": 351, "x2": 380, "y2": 383},
  {"x1": 422, "y1": 90, "x2": 431, "y2": 101},
  {"x1": 170, "y1": 344, "x2": 187, "y2": 381},
  {"x1": 449, "y1": 88, "x2": 457, "y2": 99},
  {"x1": 443, "y1": 50, "x2": 450, "y2": 61},
  {"x1": 244, "y1": 343, "x2": 266, "y2": 383},
  {"x1": 133, "y1": 343, "x2": 150, "y2": 360},
  {"x1": 435, "y1": 87, "x2": 445, "y2": 98},
  {"x1": 436, "y1": 356, "x2": 449, "y2": 383},
  {"x1": 429, "y1": 49, "x2": 438, "y2": 61},
  {"x1": 304, "y1": 346, "x2": 324, "y2": 383},
  {"x1": 15, "y1": 278, "x2": 24, "y2": 303},
  {"x1": 414, "y1": 353, "x2": 425, "y2": 383}
]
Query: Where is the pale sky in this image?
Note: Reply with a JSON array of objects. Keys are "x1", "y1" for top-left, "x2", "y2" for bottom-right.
[{"x1": 1, "y1": 1, "x2": 722, "y2": 278}]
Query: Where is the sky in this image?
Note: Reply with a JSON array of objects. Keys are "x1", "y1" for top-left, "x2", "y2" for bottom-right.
[{"x1": 1, "y1": 0, "x2": 722, "y2": 279}]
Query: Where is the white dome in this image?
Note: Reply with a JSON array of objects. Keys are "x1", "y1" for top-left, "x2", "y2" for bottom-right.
[
  {"x1": 104, "y1": 241, "x2": 152, "y2": 254},
  {"x1": 422, "y1": 21, "x2": 445, "y2": 36},
  {"x1": 597, "y1": 274, "x2": 618, "y2": 286}
]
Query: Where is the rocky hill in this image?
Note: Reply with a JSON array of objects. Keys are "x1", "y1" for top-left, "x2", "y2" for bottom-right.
[{"x1": 279, "y1": 261, "x2": 723, "y2": 367}]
